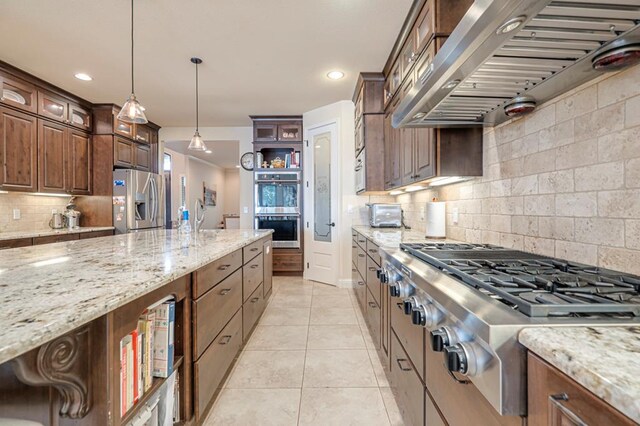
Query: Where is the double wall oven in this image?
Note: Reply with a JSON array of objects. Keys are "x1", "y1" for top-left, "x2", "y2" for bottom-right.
[{"x1": 254, "y1": 171, "x2": 301, "y2": 248}]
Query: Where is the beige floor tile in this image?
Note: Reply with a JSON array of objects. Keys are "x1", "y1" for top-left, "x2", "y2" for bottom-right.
[
  {"x1": 307, "y1": 325, "x2": 366, "y2": 349},
  {"x1": 245, "y1": 325, "x2": 308, "y2": 350},
  {"x1": 204, "y1": 388, "x2": 300, "y2": 426},
  {"x1": 225, "y1": 350, "x2": 305, "y2": 388},
  {"x1": 303, "y1": 350, "x2": 378, "y2": 388},
  {"x1": 360, "y1": 324, "x2": 378, "y2": 350},
  {"x1": 268, "y1": 293, "x2": 313, "y2": 308},
  {"x1": 368, "y1": 349, "x2": 390, "y2": 387},
  {"x1": 259, "y1": 306, "x2": 310, "y2": 326},
  {"x1": 311, "y1": 294, "x2": 354, "y2": 309},
  {"x1": 309, "y1": 307, "x2": 358, "y2": 325},
  {"x1": 312, "y1": 282, "x2": 351, "y2": 296},
  {"x1": 380, "y1": 387, "x2": 403, "y2": 426},
  {"x1": 298, "y1": 387, "x2": 390, "y2": 426}
]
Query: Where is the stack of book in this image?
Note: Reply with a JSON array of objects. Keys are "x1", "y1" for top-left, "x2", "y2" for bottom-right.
[
  {"x1": 284, "y1": 150, "x2": 301, "y2": 168},
  {"x1": 120, "y1": 299, "x2": 175, "y2": 417}
]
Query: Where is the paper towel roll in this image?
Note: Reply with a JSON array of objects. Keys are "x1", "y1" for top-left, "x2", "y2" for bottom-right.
[{"x1": 426, "y1": 201, "x2": 446, "y2": 238}]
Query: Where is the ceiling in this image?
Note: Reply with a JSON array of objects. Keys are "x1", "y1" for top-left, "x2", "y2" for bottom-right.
[
  {"x1": 0, "y1": 0, "x2": 413, "y2": 127},
  {"x1": 165, "y1": 140, "x2": 240, "y2": 169}
]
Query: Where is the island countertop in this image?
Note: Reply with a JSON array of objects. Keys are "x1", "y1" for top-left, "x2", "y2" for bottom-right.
[
  {"x1": 519, "y1": 326, "x2": 640, "y2": 423},
  {"x1": 0, "y1": 229, "x2": 272, "y2": 365}
]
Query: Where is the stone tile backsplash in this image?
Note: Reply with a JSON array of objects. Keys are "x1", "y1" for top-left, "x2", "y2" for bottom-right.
[
  {"x1": 395, "y1": 64, "x2": 640, "y2": 275},
  {"x1": 0, "y1": 193, "x2": 71, "y2": 233}
]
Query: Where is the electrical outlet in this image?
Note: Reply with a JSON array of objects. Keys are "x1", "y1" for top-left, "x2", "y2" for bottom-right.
[
  {"x1": 347, "y1": 204, "x2": 354, "y2": 214},
  {"x1": 419, "y1": 206, "x2": 425, "y2": 221},
  {"x1": 13, "y1": 208, "x2": 20, "y2": 220},
  {"x1": 453, "y1": 207, "x2": 459, "y2": 224},
  {"x1": 243, "y1": 206, "x2": 249, "y2": 214},
  {"x1": 51, "y1": 209, "x2": 58, "y2": 214}
]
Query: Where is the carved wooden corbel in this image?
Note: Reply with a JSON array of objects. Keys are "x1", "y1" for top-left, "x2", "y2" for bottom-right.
[{"x1": 10, "y1": 325, "x2": 91, "y2": 419}]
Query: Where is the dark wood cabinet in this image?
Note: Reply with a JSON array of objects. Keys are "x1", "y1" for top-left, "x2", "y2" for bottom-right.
[
  {"x1": 68, "y1": 129, "x2": 92, "y2": 194},
  {"x1": 414, "y1": 128, "x2": 436, "y2": 181},
  {"x1": 253, "y1": 123, "x2": 278, "y2": 142},
  {"x1": 0, "y1": 106, "x2": 37, "y2": 192},
  {"x1": 0, "y1": 72, "x2": 37, "y2": 114},
  {"x1": 383, "y1": 111, "x2": 402, "y2": 189},
  {"x1": 277, "y1": 122, "x2": 302, "y2": 142},
  {"x1": 37, "y1": 91, "x2": 68, "y2": 124},
  {"x1": 134, "y1": 124, "x2": 151, "y2": 144},
  {"x1": 68, "y1": 102, "x2": 92, "y2": 131},
  {"x1": 114, "y1": 116, "x2": 135, "y2": 139},
  {"x1": 114, "y1": 137, "x2": 134, "y2": 168},
  {"x1": 528, "y1": 353, "x2": 634, "y2": 426},
  {"x1": 38, "y1": 119, "x2": 67, "y2": 193},
  {"x1": 38, "y1": 120, "x2": 92, "y2": 195},
  {"x1": 400, "y1": 128, "x2": 414, "y2": 184},
  {"x1": 134, "y1": 142, "x2": 151, "y2": 171}
]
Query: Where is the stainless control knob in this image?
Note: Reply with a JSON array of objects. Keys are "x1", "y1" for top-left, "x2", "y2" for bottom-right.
[
  {"x1": 411, "y1": 303, "x2": 443, "y2": 328},
  {"x1": 430, "y1": 328, "x2": 453, "y2": 352},
  {"x1": 444, "y1": 344, "x2": 468, "y2": 374},
  {"x1": 403, "y1": 296, "x2": 418, "y2": 315},
  {"x1": 377, "y1": 268, "x2": 388, "y2": 284},
  {"x1": 389, "y1": 281, "x2": 415, "y2": 299}
]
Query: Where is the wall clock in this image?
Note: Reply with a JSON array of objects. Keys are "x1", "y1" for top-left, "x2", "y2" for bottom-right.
[{"x1": 240, "y1": 152, "x2": 254, "y2": 171}]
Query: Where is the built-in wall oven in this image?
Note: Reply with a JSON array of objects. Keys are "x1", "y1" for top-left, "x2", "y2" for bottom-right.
[{"x1": 254, "y1": 170, "x2": 301, "y2": 248}]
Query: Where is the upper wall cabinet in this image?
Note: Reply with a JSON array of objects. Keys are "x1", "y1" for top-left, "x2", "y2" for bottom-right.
[
  {"x1": 0, "y1": 73, "x2": 37, "y2": 114},
  {"x1": 251, "y1": 118, "x2": 303, "y2": 142},
  {"x1": 0, "y1": 106, "x2": 37, "y2": 192},
  {"x1": 38, "y1": 90, "x2": 92, "y2": 132}
]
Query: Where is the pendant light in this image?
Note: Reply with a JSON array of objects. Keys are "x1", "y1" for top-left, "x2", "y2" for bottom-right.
[
  {"x1": 188, "y1": 57, "x2": 207, "y2": 151},
  {"x1": 117, "y1": 0, "x2": 148, "y2": 124}
]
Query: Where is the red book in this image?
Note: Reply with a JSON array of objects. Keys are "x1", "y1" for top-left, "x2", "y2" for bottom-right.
[{"x1": 131, "y1": 329, "x2": 139, "y2": 404}]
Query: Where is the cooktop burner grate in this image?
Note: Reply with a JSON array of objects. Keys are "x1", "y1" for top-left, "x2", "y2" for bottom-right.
[{"x1": 400, "y1": 243, "x2": 640, "y2": 317}]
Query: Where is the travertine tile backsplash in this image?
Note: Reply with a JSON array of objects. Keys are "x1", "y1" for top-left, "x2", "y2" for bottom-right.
[
  {"x1": 396, "y1": 64, "x2": 640, "y2": 275},
  {"x1": 0, "y1": 193, "x2": 70, "y2": 233}
]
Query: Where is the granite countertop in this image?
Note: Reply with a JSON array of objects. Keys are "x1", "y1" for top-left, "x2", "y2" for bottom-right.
[
  {"x1": 352, "y1": 225, "x2": 457, "y2": 248},
  {"x1": 0, "y1": 229, "x2": 272, "y2": 364},
  {"x1": 519, "y1": 327, "x2": 640, "y2": 422},
  {"x1": 0, "y1": 226, "x2": 115, "y2": 241}
]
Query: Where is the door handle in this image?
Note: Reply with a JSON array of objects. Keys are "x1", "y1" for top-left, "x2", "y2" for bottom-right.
[{"x1": 326, "y1": 222, "x2": 335, "y2": 227}]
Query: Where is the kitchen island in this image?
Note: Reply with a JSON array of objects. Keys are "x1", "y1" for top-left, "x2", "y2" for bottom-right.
[{"x1": 0, "y1": 229, "x2": 273, "y2": 425}]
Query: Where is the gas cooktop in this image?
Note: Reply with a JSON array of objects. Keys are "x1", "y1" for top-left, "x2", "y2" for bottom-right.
[{"x1": 400, "y1": 243, "x2": 640, "y2": 318}]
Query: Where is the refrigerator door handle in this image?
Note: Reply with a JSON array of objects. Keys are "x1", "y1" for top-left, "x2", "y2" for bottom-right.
[{"x1": 150, "y1": 178, "x2": 157, "y2": 224}]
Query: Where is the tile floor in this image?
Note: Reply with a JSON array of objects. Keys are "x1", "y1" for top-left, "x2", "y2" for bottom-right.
[{"x1": 203, "y1": 276, "x2": 403, "y2": 425}]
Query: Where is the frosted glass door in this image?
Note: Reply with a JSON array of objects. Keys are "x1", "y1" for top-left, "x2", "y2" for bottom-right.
[{"x1": 313, "y1": 131, "x2": 332, "y2": 243}]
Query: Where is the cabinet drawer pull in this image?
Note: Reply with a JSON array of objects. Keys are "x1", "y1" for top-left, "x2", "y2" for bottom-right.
[
  {"x1": 396, "y1": 302, "x2": 403, "y2": 310},
  {"x1": 368, "y1": 249, "x2": 377, "y2": 253},
  {"x1": 358, "y1": 254, "x2": 365, "y2": 258},
  {"x1": 219, "y1": 335, "x2": 232, "y2": 345},
  {"x1": 549, "y1": 394, "x2": 587, "y2": 425},
  {"x1": 219, "y1": 288, "x2": 231, "y2": 296},
  {"x1": 251, "y1": 297, "x2": 260, "y2": 303},
  {"x1": 368, "y1": 267, "x2": 377, "y2": 271},
  {"x1": 218, "y1": 264, "x2": 231, "y2": 271},
  {"x1": 250, "y1": 264, "x2": 259, "y2": 269},
  {"x1": 358, "y1": 281, "x2": 365, "y2": 286},
  {"x1": 250, "y1": 247, "x2": 259, "y2": 252},
  {"x1": 368, "y1": 301, "x2": 377, "y2": 308},
  {"x1": 396, "y1": 358, "x2": 412, "y2": 372}
]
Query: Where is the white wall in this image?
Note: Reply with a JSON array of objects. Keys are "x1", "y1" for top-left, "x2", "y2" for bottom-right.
[
  {"x1": 160, "y1": 127, "x2": 254, "y2": 228},
  {"x1": 224, "y1": 169, "x2": 240, "y2": 215}
]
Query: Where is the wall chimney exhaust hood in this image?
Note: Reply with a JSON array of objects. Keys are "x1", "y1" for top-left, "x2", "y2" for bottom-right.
[{"x1": 393, "y1": 0, "x2": 640, "y2": 129}]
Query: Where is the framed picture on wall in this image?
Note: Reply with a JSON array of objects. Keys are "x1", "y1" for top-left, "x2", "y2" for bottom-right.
[{"x1": 203, "y1": 182, "x2": 217, "y2": 206}]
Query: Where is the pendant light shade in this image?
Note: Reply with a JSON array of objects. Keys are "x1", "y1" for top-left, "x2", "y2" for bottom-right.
[
  {"x1": 118, "y1": 0, "x2": 148, "y2": 124},
  {"x1": 188, "y1": 57, "x2": 207, "y2": 151}
]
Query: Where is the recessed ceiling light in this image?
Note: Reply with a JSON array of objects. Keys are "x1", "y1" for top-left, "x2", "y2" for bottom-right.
[
  {"x1": 74, "y1": 73, "x2": 92, "y2": 81},
  {"x1": 327, "y1": 71, "x2": 344, "y2": 80},
  {"x1": 205, "y1": 150, "x2": 212, "y2": 154},
  {"x1": 442, "y1": 80, "x2": 461, "y2": 90}
]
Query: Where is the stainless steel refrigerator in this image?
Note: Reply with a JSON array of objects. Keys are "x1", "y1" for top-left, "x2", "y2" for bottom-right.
[{"x1": 113, "y1": 169, "x2": 165, "y2": 234}]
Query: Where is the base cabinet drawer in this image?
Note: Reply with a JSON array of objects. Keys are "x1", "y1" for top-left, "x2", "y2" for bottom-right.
[
  {"x1": 194, "y1": 308, "x2": 243, "y2": 419},
  {"x1": 273, "y1": 251, "x2": 303, "y2": 271},
  {"x1": 263, "y1": 240, "x2": 273, "y2": 297},
  {"x1": 425, "y1": 344, "x2": 522, "y2": 426},
  {"x1": 33, "y1": 233, "x2": 79, "y2": 245},
  {"x1": 193, "y1": 249, "x2": 242, "y2": 298},
  {"x1": 391, "y1": 298, "x2": 424, "y2": 381},
  {"x1": 354, "y1": 270, "x2": 367, "y2": 312},
  {"x1": 366, "y1": 239, "x2": 381, "y2": 266},
  {"x1": 390, "y1": 331, "x2": 424, "y2": 426},
  {"x1": 365, "y1": 288, "x2": 381, "y2": 350},
  {"x1": 243, "y1": 253, "x2": 264, "y2": 301},
  {"x1": 193, "y1": 268, "x2": 243, "y2": 359},
  {"x1": 425, "y1": 389, "x2": 446, "y2": 426},
  {"x1": 243, "y1": 239, "x2": 263, "y2": 262},
  {"x1": 243, "y1": 283, "x2": 266, "y2": 341},
  {"x1": 356, "y1": 246, "x2": 367, "y2": 278},
  {"x1": 366, "y1": 256, "x2": 381, "y2": 304},
  {"x1": 0, "y1": 237, "x2": 32, "y2": 249}
]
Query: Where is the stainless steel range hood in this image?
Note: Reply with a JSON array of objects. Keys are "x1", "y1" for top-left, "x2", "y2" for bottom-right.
[{"x1": 393, "y1": 0, "x2": 640, "y2": 128}]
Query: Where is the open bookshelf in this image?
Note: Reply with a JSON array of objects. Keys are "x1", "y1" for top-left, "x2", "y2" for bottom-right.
[{"x1": 109, "y1": 276, "x2": 192, "y2": 425}]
